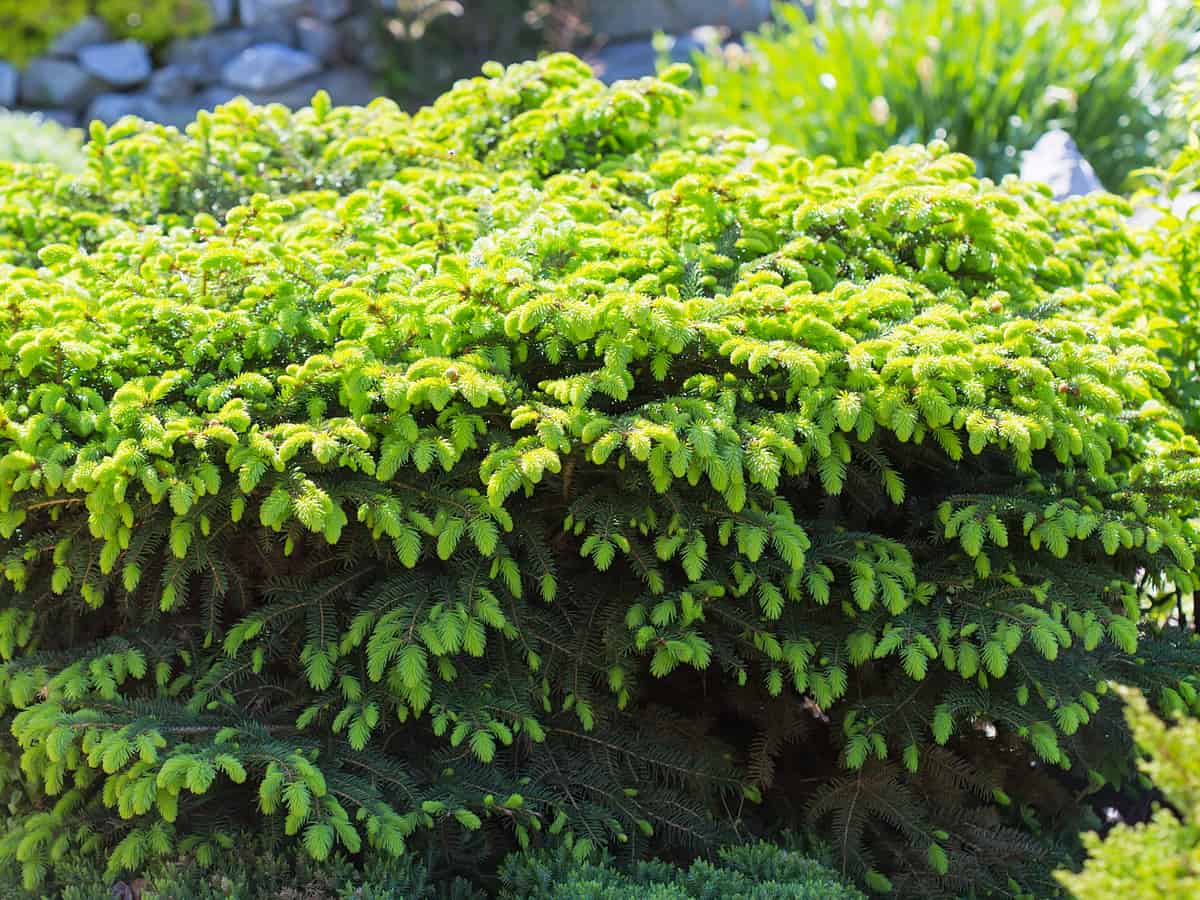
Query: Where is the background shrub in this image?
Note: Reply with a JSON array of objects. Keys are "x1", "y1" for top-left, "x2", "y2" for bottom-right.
[
  {"x1": 0, "y1": 55, "x2": 1196, "y2": 898},
  {"x1": 94, "y1": 0, "x2": 212, "y2": 47},
  {"x1": 0, "y1": 0, "x2": 88, "y2": 67},
  {"x1": 684, "y1": 0, "x2": 1196, "y2": 187},
  {"x1": 0, "y1": 0, "x2": 210, "y2": 66},
  {"x1": 1054, "y1": 686, "x2": 1200, "y2": 899},
  {"x1": 0, "y1": 111, "x2": 86, "y2": 171}
]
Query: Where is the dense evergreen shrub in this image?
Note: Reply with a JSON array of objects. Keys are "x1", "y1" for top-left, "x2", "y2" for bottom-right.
[
  {"x1": 1041, "y1": 85, "x2": 1200, "y2": 627},
  {"x1": 1054, "y1": 686, "x2": 1200, "y2": 899},
  {"x1": 0, "y1": 55, "x2": 1196, "y2": 897},
  {"x1": 0, "y1": 838, "x2": 484, "y2": 899},
  {"x1": 500, "y1": 841, "x2": 865, "y2": 898},
  {"x1": 684, "y1": 0, "x2": 1195, "y2": 186},
  {"x1": 1115, "y1": 95, "x2": 1200, "y2": 436},
  {"x1": 0, "y1": 112, "x2": 86, "y2": 171},
  {"x1": 0, "y1": 838, "x2": 856, "y2": 899}
]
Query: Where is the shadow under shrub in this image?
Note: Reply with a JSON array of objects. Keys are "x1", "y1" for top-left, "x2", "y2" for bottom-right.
[{"x1": 0, "y1": 54, "x2": 1196, "y2": 898}]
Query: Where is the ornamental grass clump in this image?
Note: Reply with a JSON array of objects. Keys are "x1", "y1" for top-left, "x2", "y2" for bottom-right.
[
  {"x1": 0, "y1": 55, "x2": 1196, "y2": 897},
  {"x1": 685, "y1": 0, "x2": 1195, "y2": 187}
]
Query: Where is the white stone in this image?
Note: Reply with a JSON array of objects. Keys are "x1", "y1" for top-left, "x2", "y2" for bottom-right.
[{"x1": 1019, "y1": 130, "x2": 1103, "y2": 201}]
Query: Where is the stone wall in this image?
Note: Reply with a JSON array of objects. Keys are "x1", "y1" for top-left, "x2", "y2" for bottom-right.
[
  {"x1": 0, "y1": 0, "x2": 378, "y2": 129},
  {"x1": 0, "y1": 1, "x2": 779, "y2": 127},
  {"x1": 585, "y1": 0, "x2": 774, "y2": 82},
  {"x1": 589, "y1": 0, "x2": 771, "y2": 40}
]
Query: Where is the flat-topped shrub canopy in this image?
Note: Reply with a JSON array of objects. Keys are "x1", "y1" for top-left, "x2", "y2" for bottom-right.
[{"x1": 0, "y1": 54, "x2": 1196, "y2": 896}]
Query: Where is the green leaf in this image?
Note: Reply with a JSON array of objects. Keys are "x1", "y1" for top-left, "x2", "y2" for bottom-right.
[
  {"x1": 927, "y1": 842, "x2": 948, "y2": 876},
  {"x1": 454, "y1": 809, "x2": 482, "y2": 830},
  {"x1": 303, "y1": 823, "x2": 335, "y2": 861}
]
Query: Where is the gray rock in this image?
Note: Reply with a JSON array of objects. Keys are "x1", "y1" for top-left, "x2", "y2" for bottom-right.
[
  {"x1": 208, "y1": 0, "x2": 235, "y2": 27},
  {"x1": 0, "y1": 62, "x2": 17, "y2": 108},
  {"x1": 165, "y1": 34, "x2": 229, "y2": 76},
  {"x1": 255, "y1": 21, "x2": 299, "y2": 46},
  {"x1": 1019, "y1": 130, "x2": 1103, "y2": 201},
  {"x1": 313, "y1": 0, "x2": 352, "y2": 21},
  {"x1": 589, "y1": 0, "x2": 770, "y2": 41},
  {"x1": 239, "y1": 66, "x2": 376, "y2": 108},
  {"x1": 79, "y1": 40, "x2": 153, "y2": 88},
  {"x1": 238, "y1": 0, "x2": 306, "y2": 27},
  {"x1": 312, "y1": 66, "x2": 378, "y2": 106},
  {"x1": 157, "y1": 101, "x2": 206, "y2": 130},
  {"x1": 337, "y1": 14, "x2": 372, "y2": 59},
  {"x1": 20, "y1": 59, "x2": 104, "y2": 109},
  {"x1": 86, "y1": 92, "x2": 165, "y2": 125},
  {"x1": 46, "y1": 16, "x2": 111, "y2": 57},
  {"x1": 338, "y1": 15, "x2": 387, "y2": 72},
  {"x1": 297, "y1": 17, "x2": 340, "y2": 63},
  {"x1": 89, "y1": 88, "x2": 251, "y2": 130},
  {"x1": 198, "y1": 86, "x2": 241, "y2": 109},
  {"x1": 167, "y1": 24, "x2": 296, "y2": 79},
  {"x1": 587, "y1": 33, "x2": 707, "y2": 83},
  {"x1": 149, "y1": 65, "x2": 199, "y2": 99},
  {"x1": 222, "y1": 43, "x2": 321, "y2": 92}
]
